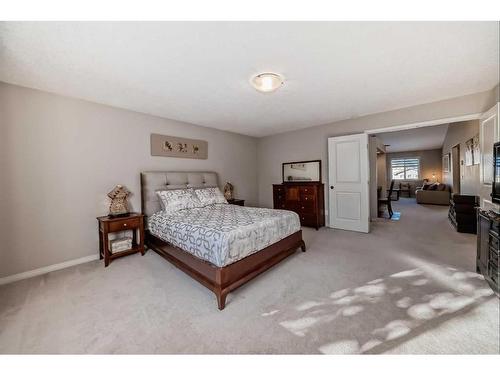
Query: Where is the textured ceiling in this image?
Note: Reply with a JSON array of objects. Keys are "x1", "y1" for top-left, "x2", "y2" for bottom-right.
[
  {"x1": 376, "y1": 123, "x2": 450, "y2": 153},
  {"x1": 0, "y1": 22, "x2": 498, "y2": 137}
]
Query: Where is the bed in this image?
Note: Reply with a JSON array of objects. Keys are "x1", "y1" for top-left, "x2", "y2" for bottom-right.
[{"x1": 141, "y1": 171, "x2": 305, "y2": 310}]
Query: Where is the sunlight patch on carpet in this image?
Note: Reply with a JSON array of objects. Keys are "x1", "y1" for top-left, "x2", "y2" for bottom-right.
[{"x1": 265, "y1": 262, "x2": 495, "y2": 354}]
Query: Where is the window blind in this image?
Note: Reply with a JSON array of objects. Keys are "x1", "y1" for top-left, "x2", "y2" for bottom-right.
[{"x1": 391, "y1": 158, "x2": 420, "y2": 180}]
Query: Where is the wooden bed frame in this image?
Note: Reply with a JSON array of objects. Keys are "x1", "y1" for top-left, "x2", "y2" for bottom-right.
[
  {"x1": 145, "y1": 230, "x2": 305, "y2": 310},
  {"x1": 140, "y1": 171, "x2": 305, "y2": 310}
]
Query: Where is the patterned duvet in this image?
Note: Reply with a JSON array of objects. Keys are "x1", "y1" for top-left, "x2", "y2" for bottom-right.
[{"x1": 148, "y1": 204, "x2": 301, "y2": 267}]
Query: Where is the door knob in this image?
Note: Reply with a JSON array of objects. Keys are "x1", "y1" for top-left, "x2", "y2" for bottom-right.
[{"x1": 330, "y1": 186, "x2": 334, "y2": 189}]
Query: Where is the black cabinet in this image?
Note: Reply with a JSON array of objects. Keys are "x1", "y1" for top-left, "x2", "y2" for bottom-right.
[
  {"x1": 477, "y1": 209, "x2": 500, "y2": 294},
  {"x1": 449, "y1": 195, "x2": 479, "y2": 233}
]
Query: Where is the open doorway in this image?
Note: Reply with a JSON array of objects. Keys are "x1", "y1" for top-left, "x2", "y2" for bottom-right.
[
  {"x1": 370, "y1": 123, "x2": 448, "y2": 220},
  {"x1": 368, "y1": 118, "x2": 481, "y2": 226}
]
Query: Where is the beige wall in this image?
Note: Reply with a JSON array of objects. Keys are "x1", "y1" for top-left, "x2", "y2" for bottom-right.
[
  {"x1": 0, "y1": 82, "x2": 258, "y2": 278},
  {"x1": 441, "y1": 120, "x2": 481, "y2": 195},
  {"x1": 1, "y1": 82, "x2": 498, "y2": 278},
  {"x1": 385, "y1": 149, "x2": 442, "y2": 196},
  {"x1": 257, "y1": 86, "x2": 499, "y2": 216}
]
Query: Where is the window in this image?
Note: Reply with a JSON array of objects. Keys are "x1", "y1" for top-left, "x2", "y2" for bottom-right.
[{"x1": 391, "y1": 158, "x2": 420, "y2": 180}]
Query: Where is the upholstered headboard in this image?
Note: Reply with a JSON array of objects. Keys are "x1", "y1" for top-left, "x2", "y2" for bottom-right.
[{"x1": 140, "y1": 171, "x2": 219, "y2": 217}]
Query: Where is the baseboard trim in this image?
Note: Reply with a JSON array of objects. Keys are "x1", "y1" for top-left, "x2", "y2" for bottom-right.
[{"x1": 0, "y1": 254, "x2": 99, "y2": 286}]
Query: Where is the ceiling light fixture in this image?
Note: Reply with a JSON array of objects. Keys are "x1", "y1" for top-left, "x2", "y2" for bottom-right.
[{"x1": 251, "y1": 72, "x2": 284, "y2": 93}]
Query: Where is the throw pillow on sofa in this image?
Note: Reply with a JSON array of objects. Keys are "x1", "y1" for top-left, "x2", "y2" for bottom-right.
[{"x1": 428, "y1": 183, "x2": 439, "y2": 190}]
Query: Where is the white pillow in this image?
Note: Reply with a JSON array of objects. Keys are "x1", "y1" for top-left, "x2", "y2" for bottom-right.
[
  {"x1": 156, "y1": 189, "x2": 201, "y2": 214},
  {"x1": 194, "y1": 187, "x2": 227, "y2": 206}
]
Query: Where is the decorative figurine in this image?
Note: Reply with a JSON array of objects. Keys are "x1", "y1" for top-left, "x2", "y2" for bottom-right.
[
  {"x1": 223, "y1": 181, "x2": 234, "y2": 200},
  {"x1": 107, "y1": 185, "x2": 130, "y2": 217}
]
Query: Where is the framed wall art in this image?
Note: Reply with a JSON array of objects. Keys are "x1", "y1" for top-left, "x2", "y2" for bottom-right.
[
  {"x1": 150, "y1": 134, "x2": 208, "y2": 159},
  {"x1": 472, "y1": 134, "x2": 480, "y2": 165},
  {"x1": 443, "y1": 153, "x2": 450, "y2": 173},
  {"x1": 465, "y1": 138, "x2": 474, "y2": 166}
]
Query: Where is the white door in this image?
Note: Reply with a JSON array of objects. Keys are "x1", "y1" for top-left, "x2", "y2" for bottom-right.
[
  {"x1": 328, "y1": 133, "x2": 370, "y2": 233},
  {"x1": 479, "y1": 102, "x2": 500, "y2": 208},
  {"x1": 480, "y1": 103, "x2": 499, "y2": 186}
]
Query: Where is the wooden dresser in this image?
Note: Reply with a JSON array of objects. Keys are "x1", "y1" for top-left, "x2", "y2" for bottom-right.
[{"x1": 273, "y1": 183, "x2": 325, "y2": 230}]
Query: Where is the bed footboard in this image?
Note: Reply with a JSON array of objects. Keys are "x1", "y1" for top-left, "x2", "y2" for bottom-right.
[{"x1": 145, "y1": 230, "x2": 305, "y2": 310}]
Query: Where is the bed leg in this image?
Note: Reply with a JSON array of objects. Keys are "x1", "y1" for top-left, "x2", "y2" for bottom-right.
[
  {"x1": 300, "y1": 240, "x2": 306, "y2": 252},
  {"x1": 216, "y1": 290, "x2": 228, "y2": 310}
]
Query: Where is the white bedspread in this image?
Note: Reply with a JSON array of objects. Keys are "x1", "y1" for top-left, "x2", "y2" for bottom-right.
[{"x1": 148, "y1": 204, "x2": 301, "y2": 267}]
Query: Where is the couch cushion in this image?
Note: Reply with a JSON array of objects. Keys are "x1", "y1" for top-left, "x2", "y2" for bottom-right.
[{"x1": 416, "y1": 189, "x2": 450, "y2": 205}]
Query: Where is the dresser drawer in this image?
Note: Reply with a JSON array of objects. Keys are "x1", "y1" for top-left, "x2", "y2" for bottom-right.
[
  {"x1": 273, "y1": 185, "x2": 285, "y2": 194},
  {"x1": 273, "y1": 194, "x2": 285, "y2": 209},
  {"x1": 489, "y1": 231, "x2": 499, "y2": 251},
  {"x1": 298, "y1": 200, "x2": 315, "y2": 212},
  {"x1": 274, "y1": 192, "x2": 284, "y2": 201},
  {"x1": 489, "y1": 260, "x2": 499, "y2": 285},
  {"x1": 275, "y1": 202, "x2": 286, "y2": 209},
  {"x1": 298, "y1": 213, "x2": 317, "y2": 226},
  {"x1": 108, "y1": 217, "x2": 140, "y2": 232},
  {"x1": 489, "y1": 246, "x2": 498, "y2": 265},
  {"x1": 300, "y1": 194, "x2": 316, "y2": 202},
  {"x1": 299, "y1": 186, "x2": 316, "y2": 194}
]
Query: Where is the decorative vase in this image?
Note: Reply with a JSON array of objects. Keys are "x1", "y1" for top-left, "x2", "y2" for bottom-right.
[{"x1": 107, "y1": 185, "x2": 130, "y2": 217}]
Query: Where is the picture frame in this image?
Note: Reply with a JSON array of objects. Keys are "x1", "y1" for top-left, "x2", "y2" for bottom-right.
[
  {"x1": 465, "y1": 138, "x2": 473, "y2": 166},
  {"x1": 472, "y1": 134, "x2": 480, "y2": 165},
  {"x1": 443, "y1": 153, "x2": 450, "y2": 173},
  {"x1": 282, "y1": 160, "x2": 322, "y2": 183}
]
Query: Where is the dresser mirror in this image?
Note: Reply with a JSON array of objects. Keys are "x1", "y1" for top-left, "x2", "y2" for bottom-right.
[{"x1": 282, "y1": 160, "x2": 321, "y2": 183}]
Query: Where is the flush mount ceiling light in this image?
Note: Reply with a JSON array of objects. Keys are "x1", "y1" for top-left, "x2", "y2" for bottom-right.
[{"x1": 251, "y1": 73, "x2": 284, "y2": 93}]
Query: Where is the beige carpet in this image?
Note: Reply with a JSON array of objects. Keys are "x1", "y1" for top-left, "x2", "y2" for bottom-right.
[{"x1": 0, "y1": 198, "x2": 498, "y2": 354}]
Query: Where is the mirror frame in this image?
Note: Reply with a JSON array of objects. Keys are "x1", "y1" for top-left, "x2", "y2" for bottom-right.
[{"x1": 282, "y1": 159, "x2": 322, "y2": 183}]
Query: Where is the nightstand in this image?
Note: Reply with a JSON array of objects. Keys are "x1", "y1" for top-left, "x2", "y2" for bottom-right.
[
  {"x1": 97, "y1": 213, "x2": 145, "y2": 267},
  {"x1": 227, "y1": 198, "x2": 245, "y2": 206}
]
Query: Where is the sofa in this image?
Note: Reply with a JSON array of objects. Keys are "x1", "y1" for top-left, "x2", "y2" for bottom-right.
[{"x1": 415, "y1": 183, "x2": 450, "y2": 205}]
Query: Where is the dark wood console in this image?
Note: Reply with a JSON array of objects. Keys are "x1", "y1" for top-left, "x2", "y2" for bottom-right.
[
  {"x1": 448, "y1": 195, "x2": 479, "y2": 234},
  {"x1": 477, "y1": 209, "x2": 499, "y2": 294}
]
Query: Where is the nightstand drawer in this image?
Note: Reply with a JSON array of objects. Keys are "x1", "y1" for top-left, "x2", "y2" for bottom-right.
[{"x1": 108, "y1": 217, "x2": 140, "y2": 232}]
